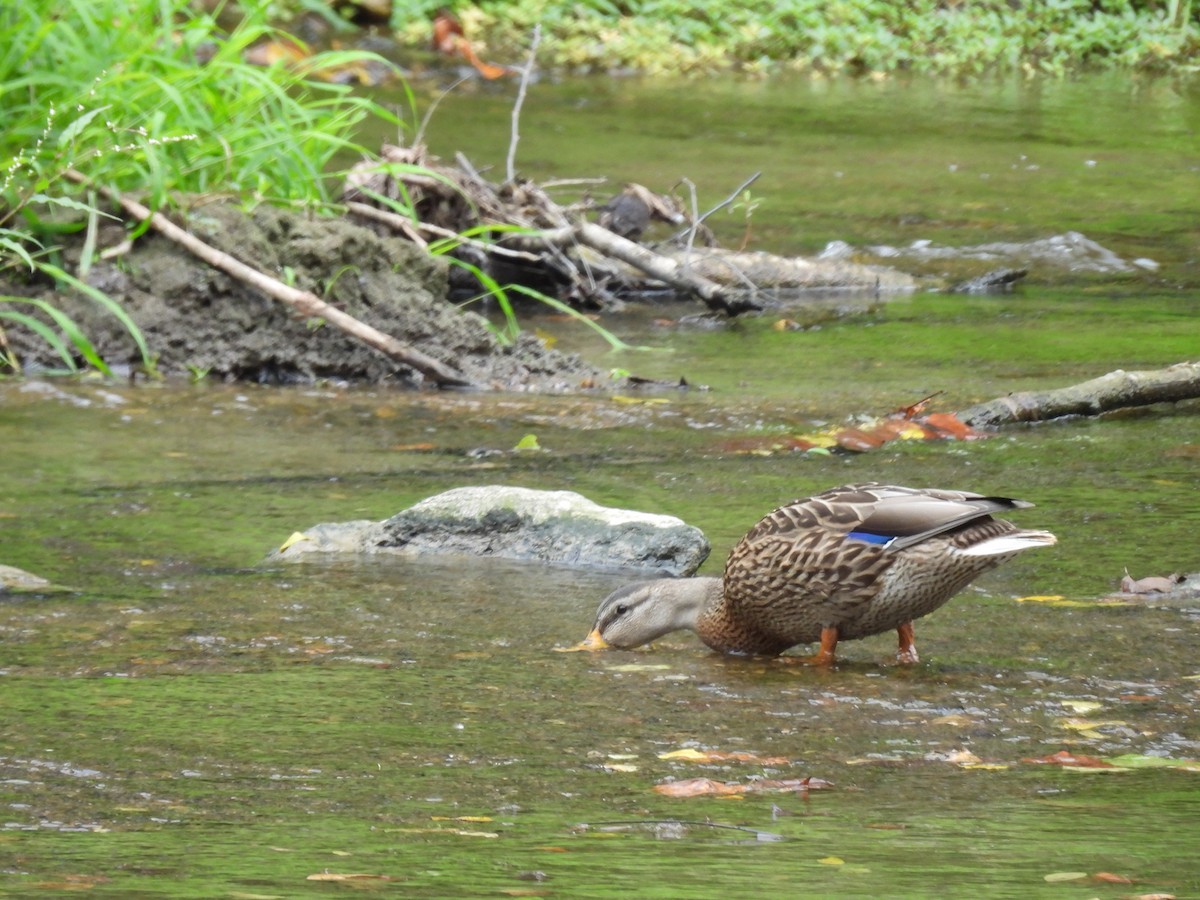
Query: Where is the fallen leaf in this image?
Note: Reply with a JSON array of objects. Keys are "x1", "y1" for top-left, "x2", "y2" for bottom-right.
[
  {"x1": 1119, "y1": 570, "x2": 1182, "y2": 594},
  {"x1": 1022, "y1": 750, "x2": 1116, "y2": 768},
  {"x1": 943, "y1": 749, "x2": 983, "y2": 766},
  {"x1": 1043, "y1": 871, "x2": 1088, "y2": 882},
  {"x1": 653, "y1": 778, "x2": 743, "y2": 797},
  {"x1": 605, "y1": 663, "x2": 673, "y2": 672},
  {"x1": 1092, "y1": 871, "x2": 1134, "y2": 884},
  {"x1": 513, "y1": 434, "x2": 541, "y2": 451},
  {"x1": 658, "y1": 748, "x2": 791, "y2": 765},
  {"x1": 306, "y1": 873, "x2": 394, "y2": 882},
  {"x1": 818, "y1": 856, "x2": 845, "y2": 865},
  {"x1": 653, "y1": 776, "x2": 832, "y2": 797},
  {"x1": 278, "y1": 532, "x2": 311, "y2": 552},
  {"x1": 1060, "y1": 700, "x2": 1104, "y2": 714},
  {"x1": 431, "y1": 815, "x2": 493, "y2": 822}
]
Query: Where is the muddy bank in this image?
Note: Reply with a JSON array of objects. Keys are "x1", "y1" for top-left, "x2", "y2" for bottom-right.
[{"x1": 2, "y1": 203, "x2": 599, "y2": 390}]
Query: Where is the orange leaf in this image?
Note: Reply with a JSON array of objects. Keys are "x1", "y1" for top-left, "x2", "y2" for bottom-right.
[
  {"x1": 835, "y1": 427, "x2": 887, "y2": 452},
  {"x1": 919, "y1": 412, "x2": 982, "y2": 440},
  {"x1": 654, "y1": 778, "x2": 745, "y2": 797},
  {"x1": 1021, "y1": 750, "x2": 1115, "y2": 768},
  {"x1": 1092, "y1": 872, "x2": 1134, "y2": 884}
]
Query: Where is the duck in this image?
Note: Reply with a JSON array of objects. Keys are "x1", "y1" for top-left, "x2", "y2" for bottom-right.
[{"x1": 569, "y1": 483, "x2": 1056, "y2": 665}]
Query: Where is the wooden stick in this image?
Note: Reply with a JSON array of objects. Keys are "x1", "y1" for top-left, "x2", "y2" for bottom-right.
[
  {"x1": 568, "y1": 221, "x2": 760, "y2": 314},
  {"x1": 506, "y1": 24, "x2": 542, "y2": 184},
  {"x1": 957, "y1": 362, "x2": 1200, "y2": 427},
  {"x1": 64, "y1": 170, "x2": 477, "y2": 388}
]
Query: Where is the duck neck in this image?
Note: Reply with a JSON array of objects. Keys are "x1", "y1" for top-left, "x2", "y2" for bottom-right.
[
  {"x1": 694, "y1": 577, "x2": 783, "y2": 656},
  {"x1": 675, "y1": 577, "x2": 730, "y2": 648}
]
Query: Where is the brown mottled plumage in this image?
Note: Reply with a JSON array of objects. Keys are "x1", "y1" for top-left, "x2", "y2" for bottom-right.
[{"x1": 572, "y1": 484, "x2": 1056, "y2": 664}]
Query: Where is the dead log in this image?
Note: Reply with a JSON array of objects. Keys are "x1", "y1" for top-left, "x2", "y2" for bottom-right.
[
  {"x1": 958, "y1": 362, "x2": 1200, "y2": 427},
  {"x1": 65, "y1": 169, "x2": 478, "y2": 389},
  {"x1": 563, "y1": 222, "x2": 761, "y2": 315}
]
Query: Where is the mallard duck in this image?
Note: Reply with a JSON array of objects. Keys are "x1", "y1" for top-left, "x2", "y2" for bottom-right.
[{"x1": 570, "y1": 483, "x2": 1056, "y2": 664}]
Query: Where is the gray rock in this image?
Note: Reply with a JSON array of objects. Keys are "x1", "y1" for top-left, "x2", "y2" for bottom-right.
[
  {"x1": 0, "y1": 564, "x2": 52, "y2": 592},
  {"x1": 269, "y1": 486, "x2": 710, "y2": 576}
]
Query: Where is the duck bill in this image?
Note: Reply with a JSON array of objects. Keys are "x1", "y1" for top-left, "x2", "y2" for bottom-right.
[{"x1": 556, "y1": 628, "x2": 613, "y2": 652}]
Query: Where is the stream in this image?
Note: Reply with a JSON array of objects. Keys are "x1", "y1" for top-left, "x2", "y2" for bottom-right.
[{"x1": 1, "y1": 72, "x2": 1199, "y2": 898}]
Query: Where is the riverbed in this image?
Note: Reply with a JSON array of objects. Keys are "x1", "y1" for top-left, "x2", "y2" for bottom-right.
[{"x1": 1, "y1": 72, "x2": 1198, "y2": 898}]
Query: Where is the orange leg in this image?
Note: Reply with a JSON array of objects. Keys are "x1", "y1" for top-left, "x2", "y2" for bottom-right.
[
  {"x1": 781, "y1": 625, "x2": 839, "y2": 666},
  {"x1": 896, "y1": 621, "x2": 919, "y2": 664}
]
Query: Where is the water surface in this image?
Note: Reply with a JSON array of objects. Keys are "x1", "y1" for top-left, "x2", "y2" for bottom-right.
[{"x1": 2, "y1": 72, "x2": 1199, "y2": 898}]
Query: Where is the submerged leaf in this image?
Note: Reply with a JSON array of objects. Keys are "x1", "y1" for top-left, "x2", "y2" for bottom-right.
[
  {"x1": 1022, "y1": 750, "x2": 1117, "y2": 768},
  {"x1": 658, "y1": 748, "x2": 791, "y2": 765},
  {"x1": 653, "y1": 776, "x2": 832, "y2": 797}
]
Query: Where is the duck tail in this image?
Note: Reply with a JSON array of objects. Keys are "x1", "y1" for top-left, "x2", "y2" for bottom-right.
[{"x1": 959, "y1": 530, "x2": 1057, "y2": 557}]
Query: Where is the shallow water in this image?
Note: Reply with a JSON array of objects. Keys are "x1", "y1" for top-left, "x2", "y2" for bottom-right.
[{"x1": 3, "y1": 72, "x2": 1200, "y2": 897}]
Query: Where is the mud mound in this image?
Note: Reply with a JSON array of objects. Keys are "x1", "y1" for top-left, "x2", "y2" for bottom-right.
[{"x1": 4, "y1": 203, "x2": 598, "y2": 390}]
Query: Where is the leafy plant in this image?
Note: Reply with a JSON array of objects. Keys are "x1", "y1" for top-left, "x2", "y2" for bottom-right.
[
  {"x1": 394, "y1": 0, "x2": 1199, "y2": 76},
  {"x1": 0, "y1": 0, "x2": 401, "y2": 376}
]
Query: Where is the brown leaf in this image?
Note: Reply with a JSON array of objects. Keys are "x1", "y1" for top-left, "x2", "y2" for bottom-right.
[
  {"x1": 658, "y1": 748, "x2": 791, "y2": 765},
  {"x1": 1021, "y1": 750, "x2": 1116, "y2": 768},
  {"x1": 1119, "y1": 570, "x2": 1182, "y2": 594},
  {"x1": 653, "y1": 775, "x2": 832, "y2": 797},
  {"x1": 919, "y1": 411, "x2": 984, "y2": 440},
  {"x1": 1092, "y1": 872, "x2": 1134, "y2": 884}
]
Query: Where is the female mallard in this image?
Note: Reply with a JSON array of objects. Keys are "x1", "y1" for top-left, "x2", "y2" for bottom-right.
[{"x1": 571, "y1": 483, "x2": 1056, "y2": 664}]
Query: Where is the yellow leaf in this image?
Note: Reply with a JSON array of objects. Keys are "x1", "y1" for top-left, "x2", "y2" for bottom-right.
[
  {"x1": 1061, "y1": 700, "x2": 1103, "y2": 714},
  {"x1": 1043, "y1": 872, "x2": 1088, "y2": 882},
  {"x1": 1059, "y1": 717, "x2": 1126, "y2": 731},
  {"x1": 659, "y1": 749, "x2": 708, "y2": 761},
  {"x1": 611, "y1": 396, "x2": 670, "y2": 405},
  {"x1": 819, "y1": 856, "x2": 845, "y2": 866},
  {"x1": 279, "y1": 532, "x2": 311, "y2": 552},
  {"x1": 1014, "y1": 594, "x2": 1065, "y2": 603},
  {"x1": 514, "y1": 434, "x2": 541, "y2": 451},
  {"x1": 534, "y1": 327, "x2": 558, "y2": 349}
]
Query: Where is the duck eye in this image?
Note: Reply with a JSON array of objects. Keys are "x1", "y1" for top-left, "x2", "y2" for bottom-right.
[{"x1": 615, "y1": 603, "x2": 629, "y2": 616}]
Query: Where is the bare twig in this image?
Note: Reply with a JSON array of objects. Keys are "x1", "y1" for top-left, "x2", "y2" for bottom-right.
[
  {"x1": 66, "y1": 169, "x2": 477, "y2": 388},
  {"x1": 344, "y1": 200, "x2": 428, "y2": 247},
  {"x1": 506, "y1": 24, "x2": 542, "y2": 184},
  {"x1": 686, "y1": 171, "x2": 758, "y2": 236}
]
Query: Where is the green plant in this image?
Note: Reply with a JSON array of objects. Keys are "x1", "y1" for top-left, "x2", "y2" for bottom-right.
[{"x1": 0, "y1": 0, "x2": 401, "y2": 376}]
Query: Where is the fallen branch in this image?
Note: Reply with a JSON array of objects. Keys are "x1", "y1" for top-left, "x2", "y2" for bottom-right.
[
  {"x1": 958, "y1": 362, "x2": 1200, "y2": 427},
  {"x1": 562, "y1": 221, "x2": 761, "y2": 314},
  {"x1": 65, "y1": 169, "x2": 477, "y2": 388}
]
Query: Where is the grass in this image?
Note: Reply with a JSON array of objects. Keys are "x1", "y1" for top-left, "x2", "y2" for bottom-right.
[{"x1": 0, "y1": 0, "x2": 402, "y2": 376}]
